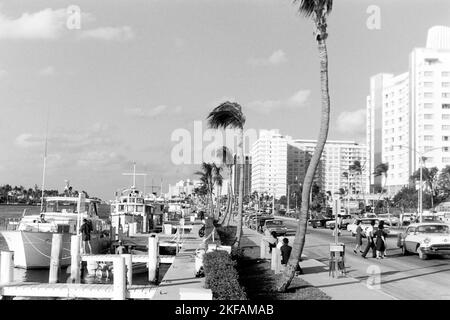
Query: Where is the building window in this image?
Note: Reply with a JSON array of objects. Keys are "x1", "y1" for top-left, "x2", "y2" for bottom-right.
[
  {"x1": 443, "y1": 82, "x2": 450, "y2": 88},
  {"x1": 425, "y1": 146, "x2": 434, "y2": 152},
  {"x1": 443, "y1": 147, "x2": 449, "y2": 152},
  {"x1": 443, "y1": 125, "x2": 450, "y2": 131},
  {"x1": 424, "y1": 82, "x2": 433, "y2": 87},
  {"x1": 443, "y1": 114, "x2": 450, "y2": 120},
  {"x1": 424, "y1": 124, "x2": 434, "y2": 130},
  {"x1": 424, "y1": 114, "x2": 433, "y2": 119},
  {"x1": 443, "y1": 93, "x2": 450, "y2": 98},
  {"x1": 424, "y1": 103, "x2": 433, "y2": 109},
  {"x1": 424, "y1": 71, "x2": 434, "y2": 77},
  {"x1": 424, "y1": 135, "x2": 434, "y2": 141},
  {"x1": 443, "y1": 136, "x2": 450, "y2": 141},
  {"x1": 443, "y1": 158, "x2": 450, "y2": 163},
  {"x1": 443, "y1": 71, "x2": 450, "y2": 77},
  {"x1": 424, "y1": 92, "x2": 433, "y2": 98},
  {"x1": 443, "y1": 104, "x2": 450, "y2": 109}
]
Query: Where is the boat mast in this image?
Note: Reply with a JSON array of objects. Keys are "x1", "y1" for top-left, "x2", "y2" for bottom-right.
[{"x1": 40, "y1": 111, "x2": 49, "y2": 212}]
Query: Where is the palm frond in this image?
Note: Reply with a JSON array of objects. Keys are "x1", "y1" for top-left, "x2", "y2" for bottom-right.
[
  {"x1": 293, "y1": 0, "x2": 333, "y2": 17},
  {"x1": 206, "y1": 102, "x2": 246, "y2": 130},
  {"x1": 216, "y1": 146, "x2": 234, "y2": 167}
]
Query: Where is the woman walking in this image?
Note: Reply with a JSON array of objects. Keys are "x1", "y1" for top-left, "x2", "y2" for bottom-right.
[
  {"x1": 353, "y1": 220, "x2": 363, "y2": 254},
  {"x1": 375, "y1": 221, "x2": 388, "y2": 259}
]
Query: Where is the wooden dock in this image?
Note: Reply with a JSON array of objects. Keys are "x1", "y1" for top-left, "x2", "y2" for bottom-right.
[{"x1": 0, "y1": 282, "x2": 157, "y2": 300}]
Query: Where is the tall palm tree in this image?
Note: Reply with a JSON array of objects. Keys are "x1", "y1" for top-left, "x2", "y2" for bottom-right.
[
  {"x1": 216, "y1": 146, "x2": 234, "y2": 225},
  {"x1": 207, "y1": 102, "x2": 246, "y2": 246},
  {"x1": 278, "y1": 0, "x2": 333, "y2": 292}
]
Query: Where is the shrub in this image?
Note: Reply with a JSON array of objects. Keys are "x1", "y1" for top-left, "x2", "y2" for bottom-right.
[
  {"x1": 203, "y1": 250, "x2": 247, "y2": 300},
  {"x1": 215, "y1": 226, "x2": 237, "y2": 246}
]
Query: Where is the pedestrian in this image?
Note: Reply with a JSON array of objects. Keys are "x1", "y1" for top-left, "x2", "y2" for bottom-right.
[
  {"x1": 353, "y1": 220, "x2": 364, "y2": 254},
  {"x1": 375, "y1": 221, "x2": 388, "y2": 259},
  {"x1": 361, "y1": 220, "x2": 377, "y2": 258},
  {"x1": 266, "y1": 231, "x2": 278, "y2": 254},
  {"x1": 115, "y1": 240, "x2": 127, "y2": 254},
  {"x1": 80, "y1": 218, "x2": 93, "y2": 254},
  {"x1": 280, "y1": 238, "x2": 292, "y2": 266}
]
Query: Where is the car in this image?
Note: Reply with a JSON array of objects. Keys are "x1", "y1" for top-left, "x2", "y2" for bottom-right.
[
  {"x1": 325, "y1": 214, "x2": 353, "y2": 229},
  {"x1": 347, "y1": 218, "x2": 390, "y2": 236},
  {"x1": 262, "y1": 219, "x2": 288, "y2": 236},
  {"x1": 377, "y1": 214, "x2": 400, "y2": 226},
  {"x1": 397, "y1": 223, "x2": 450, "y2": 260}
]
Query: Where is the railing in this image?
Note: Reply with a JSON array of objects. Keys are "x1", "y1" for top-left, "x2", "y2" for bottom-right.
[{"x1": 0, "y1": 218, "x2": 21, "y2": 231}]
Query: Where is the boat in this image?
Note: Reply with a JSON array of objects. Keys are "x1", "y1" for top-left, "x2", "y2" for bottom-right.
[
  {"x1": 1, "y1": 193, "x2": 111, "y2": 269},
  {"x1": 110, "y1": 164, "x2": 164, "y2": 236}
]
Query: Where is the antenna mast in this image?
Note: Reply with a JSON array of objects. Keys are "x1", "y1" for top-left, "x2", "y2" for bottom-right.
[{"x1": 40, "y1": 111, "x2": 49, "y2": 212}]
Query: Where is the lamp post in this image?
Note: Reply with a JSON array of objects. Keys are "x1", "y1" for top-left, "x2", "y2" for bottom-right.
[
  {"x1": 393, "y1": 145, "x2": 442, "y2": 223},
  {"x1": 333, "y1": 191, "x2": 341, "y2": 244}
]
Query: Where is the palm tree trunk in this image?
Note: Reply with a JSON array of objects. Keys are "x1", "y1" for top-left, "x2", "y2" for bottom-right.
[
  {"x1": 234, "y1": 128, "x2": 245, "y2": 246},
  {"x1": 278, "y1": 37, "x2": 330, "y2": 292}
]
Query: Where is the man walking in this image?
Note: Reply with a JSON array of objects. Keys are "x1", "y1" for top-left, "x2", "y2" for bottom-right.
[
  {"x1": 280, "y1": 238, "x2": 292, "y2": 266},
  {"x1": 361, "y1": 220, "x2": 376, "y2": 258}
]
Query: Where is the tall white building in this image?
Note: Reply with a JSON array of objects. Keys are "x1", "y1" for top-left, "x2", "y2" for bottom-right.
[
  {"x1": 367, "y1": 26, "x2": 450, "y2": 195},
  {"x1": 288, "y1": 140, "x2": 368, "y2": 195},
  {"x1": 250, "y1": 130, "x2": 288, "y2": 199},
  {"x1": 250, "y1": 130, "x2": 367, "y2": 198}
]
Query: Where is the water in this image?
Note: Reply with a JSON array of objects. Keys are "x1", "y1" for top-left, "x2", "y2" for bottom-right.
[{"x1": 0, "y1": 204, "x2": 169, "y2": 285}]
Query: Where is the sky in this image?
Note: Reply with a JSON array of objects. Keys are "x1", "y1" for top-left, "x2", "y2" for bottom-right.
[{"x1": 0, "y1": 0, "x2": 449, "y2": 200}]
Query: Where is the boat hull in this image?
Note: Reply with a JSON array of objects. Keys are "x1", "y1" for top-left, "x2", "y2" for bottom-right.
[{"x1": 1, "y1": 231, "x2": 110, "y2": 269}]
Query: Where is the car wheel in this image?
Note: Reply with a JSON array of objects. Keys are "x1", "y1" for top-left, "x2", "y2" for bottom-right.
[
  {"x1": 402, "y1": 245, "x2": 409, "y2": 256},
  {"x1": 417, "y1": 247, "x2": 428, "y2": 260}
]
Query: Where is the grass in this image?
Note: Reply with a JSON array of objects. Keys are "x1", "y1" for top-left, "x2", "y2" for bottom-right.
[{"x1": 237, "y1": 259, "x2": 330, "y2": 300}]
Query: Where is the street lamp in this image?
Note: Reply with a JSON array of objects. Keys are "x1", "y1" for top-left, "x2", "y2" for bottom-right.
[
  {"x1": 332, "y1": 191, "x2": 341, "y2": 244},
  {"x1": 393, "y1": 145, "x2": 442, "y2": 222}
]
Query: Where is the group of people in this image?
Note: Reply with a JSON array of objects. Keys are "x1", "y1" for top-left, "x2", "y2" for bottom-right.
[
  {"x1": 353, "y1": 220, "x2": 388, "y2": 259},
  {"x1": 265, "y1": 231, "x2": 293, "y2": 267}
]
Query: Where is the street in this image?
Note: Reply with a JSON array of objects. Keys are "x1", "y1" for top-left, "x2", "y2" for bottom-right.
[{"x1": 280, "y1": 218, "x2": 450, "y2": 300}]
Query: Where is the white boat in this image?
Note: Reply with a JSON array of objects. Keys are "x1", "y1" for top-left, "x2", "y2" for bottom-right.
[{"x1": 1, "y1": 195, "x2": 111, "y2": 269}]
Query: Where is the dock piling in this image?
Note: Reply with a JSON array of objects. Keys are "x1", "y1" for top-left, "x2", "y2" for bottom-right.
[
  {"x1": 70, "y1": 235, "x2": 81, "y2": 283},
  {"x1": 0, "y1": 251, "x2": 14, "y2": 284},
  {"x1": 260, "y1": 238, "x2": 265, "y2": 259},
  {"x1": 113, "y1": 257, "x2": 126, "y2": 300},
  {"x1": 49, "y1": 234, "x2": 63, "y2": 284},
  {"x1": 122, "y1": 254, "x2": 133, "y2": 285},
  {"x1": 148, "y1": 234, "x2": 159, "y2": 282}
]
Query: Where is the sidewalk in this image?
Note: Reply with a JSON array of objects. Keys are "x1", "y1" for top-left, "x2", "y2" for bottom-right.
[{"x1": 241, "y1": 227, "x2": 395, "y2": 300}]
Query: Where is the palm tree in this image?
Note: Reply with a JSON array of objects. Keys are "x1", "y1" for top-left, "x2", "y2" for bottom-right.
[
  {"x1": 278, "y1": 0, "x2": 333, "y2": 292},
  {"x1": 195, "y1": 162, "x2": 215, "y2": 218},
  {"x1": 374, "y1": 162, "x2": 389, "y2": 212},
  {"x1": 411, "y1": 166, "x2": 439, "y2": 208},
  {"x1": 216, "y1": 146, "x2": 234, "y2": 225},
  {"x1": 212, "y1": 163, "x2": 223, "y2": 219},
  {"x1": 207, "y1": 102, "x2": 246, "y2": 246}
]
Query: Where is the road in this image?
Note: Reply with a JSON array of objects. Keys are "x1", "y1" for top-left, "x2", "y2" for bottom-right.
[{"x1": 278, "y1": 218, "x2": 450, "y2": 300}]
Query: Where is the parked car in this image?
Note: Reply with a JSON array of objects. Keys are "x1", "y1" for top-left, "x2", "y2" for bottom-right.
[
  {"x1": 397, "y1": 223, "x2": 450, "y2": 260},
  {"x1": 325, "y1": 214, "x2": 353, "y2": 229},
  {"x1": 377, "y1": 214, "x2": 400, "y2": 226},
  {"x1": 262, "y1": 219, "x2": 288, "y2": 236},
  {"x1": 347, "y1": 218, "x2": 390, "y2": 236}
]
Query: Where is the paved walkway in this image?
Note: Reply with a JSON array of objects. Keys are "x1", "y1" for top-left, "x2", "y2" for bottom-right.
[
  {"x1": 241, "y1": 226, "x2": 395, "y2": 300},
  {"x1": 152, "y1": 224, "x2": 211, "y2": 300}
]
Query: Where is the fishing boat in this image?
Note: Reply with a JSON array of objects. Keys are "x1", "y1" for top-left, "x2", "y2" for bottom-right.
[
  {"x1": 110, "y1": 164, "x2": 163, "y2": 236},
  {"x1": 1, "y1": 192, "x2": 111, "y2": 269}
]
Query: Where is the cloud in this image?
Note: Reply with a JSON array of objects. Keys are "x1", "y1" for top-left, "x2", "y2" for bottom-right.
[
  {"x1": 79, "y1": 26, "x2": 135, "y2": 41},
  {"x1": 0, "y1": 8, "x2": 67, "y2": 40},
  {"x1": 0, "y1": 7, "x2": 133, "y2": 42},
  {"x1": 248, "y1": 50, "x2": 287, "y2": 67},
  {"x1": 39, "y1": 66, "x2": 56, "y2": 76},
  {"x1": 124, "y1": 105, "x2": 183, "y2": 118},
  {"x1": 247, "y1": 89, "x2": 310, "y2": 114},
  {"x1": 77, "y1": 151, "x2": 125, "y2": 167},
  {"x1": 336, "y1": 109, "x2": 366, "y2": 136}
]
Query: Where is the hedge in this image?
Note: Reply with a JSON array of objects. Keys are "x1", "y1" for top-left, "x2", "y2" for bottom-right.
[{"x1": 203, "y1": 250, "x2": 247, "y2": 300}]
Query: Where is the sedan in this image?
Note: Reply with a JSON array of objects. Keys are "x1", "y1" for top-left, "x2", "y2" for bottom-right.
[{"x1": 397, "y1": 223, "x2": 450, "y2": 260}]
